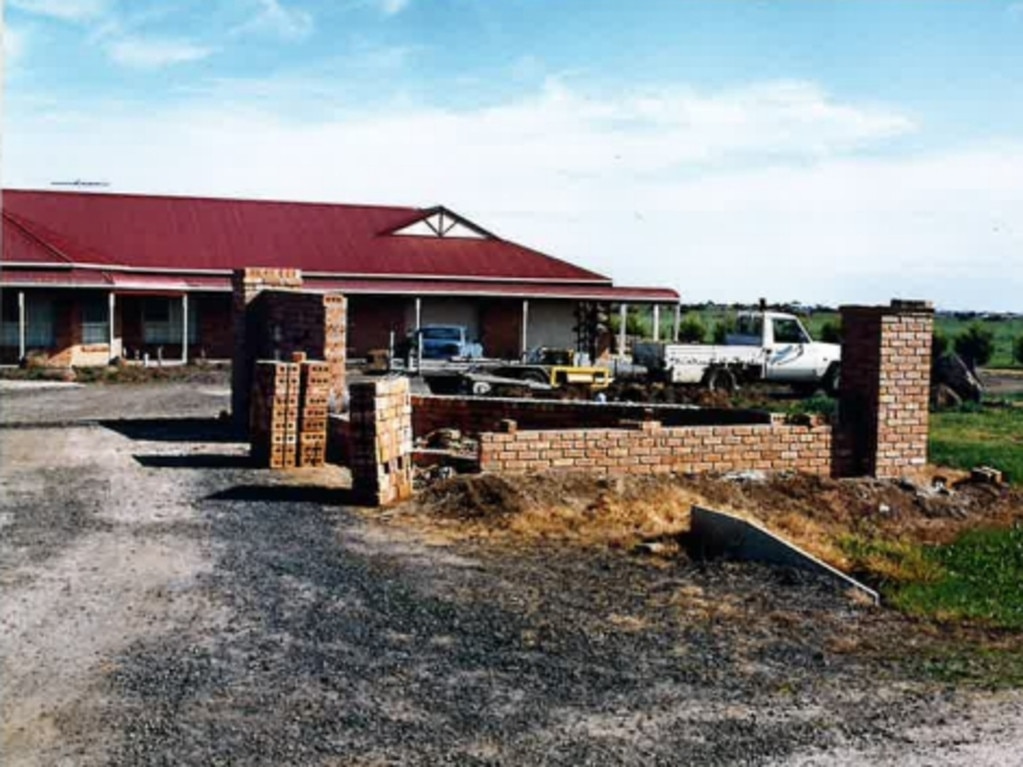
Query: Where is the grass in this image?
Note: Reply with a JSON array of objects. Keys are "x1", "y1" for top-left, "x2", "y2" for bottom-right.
[
  {"x1": 0, "y1": 362, "x2": 229, "y2": 385},
  {"x1": 929, "y1": 403, "x2": 1023, "y2": 482},
  {"x1": 889, "y1": 527, "x2": 1023, "y2": 629},
  {"x1": 842, "y1": 526, "x2": 1023, "y2": 631},
  {"x1": 909, "y1": 647, "x2": 1023, "y2": 690}
]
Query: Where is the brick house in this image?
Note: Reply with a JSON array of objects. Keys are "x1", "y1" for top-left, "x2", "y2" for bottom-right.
[{"x1": 0, "y1": 190, "x2": 679, "y2": 366}]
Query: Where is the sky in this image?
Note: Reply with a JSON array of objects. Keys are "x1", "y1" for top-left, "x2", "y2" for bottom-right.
[{"x1": 2, "y1": 0, "x2": 1022, "y2": 311}]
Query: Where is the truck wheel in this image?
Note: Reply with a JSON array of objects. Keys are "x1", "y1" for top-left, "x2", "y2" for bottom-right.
[
  {"x1": 823, "y1": 363, "x2": 840, "y2": 397},
  {"x1": 706, "y1": 368, "x2": 737, "y2": 394}
]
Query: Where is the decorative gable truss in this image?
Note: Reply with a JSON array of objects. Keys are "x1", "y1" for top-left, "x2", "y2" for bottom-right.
[{"x1": 389, "y1": 206, "x2": 493, "y2": 240}]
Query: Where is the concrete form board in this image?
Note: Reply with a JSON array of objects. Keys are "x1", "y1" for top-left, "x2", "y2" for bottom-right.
[{"x1": 689, "y1": 505, "x2": 879, "y2": 604}]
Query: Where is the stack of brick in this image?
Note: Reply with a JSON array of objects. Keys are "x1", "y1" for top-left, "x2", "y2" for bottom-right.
[
  {"x1": 298, "y1": 359, "x2": 330, "y2": 467},
  {"x1": 321, "y1": 294, "x2": 347, "y2": 410},
  {"x1": 348, "y1": 376, "x2": 414, "y2": 506},
  {"x1": 836, "y1": 299, "x2": 934, "y2": 478},
  {"x1": 250, "y1": 361, "x2": 300, "y2": 469},
  {"x1": 250, "y1": 355, "x2": 334, "y2": 469}
]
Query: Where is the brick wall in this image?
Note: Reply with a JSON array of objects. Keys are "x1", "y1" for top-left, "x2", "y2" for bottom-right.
[
  {"x1": 231, "y1": 268, "x2": 347, "y2": 429},
  {"x1": 479, "y1": 299, "x2": 523, "y2": 360},
  {"x1": 196, "y1": 294, "x2": 233, "y2": 358},
  {"x1": 43, "y1": 293, "x2": 112, "y2": 367},
  {"x1": 480, "y1": 418, "x2": 832, "y2": 476},
  {"x1": 348, "y1": 377, "x2": 414, "y2": 506},
  {"x1": 347, "y1": 295, "x2": 409, "y2": 356},
  {"x1": 412, "y1": 394, "x2": 772, "y2": 439},
  {"x1": 835, "y1": 300, "x2": 933, "y2": 478}
]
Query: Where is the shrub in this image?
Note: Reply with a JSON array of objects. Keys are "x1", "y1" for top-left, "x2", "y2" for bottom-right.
[
  {"x1": 1014, "y1": 334, "x2": 1023, "y2": 366},
  {"x1": 818, "y1": 320, "x2": 841, "y2": 344},
  {"x1": 954, "y1": 323, "x2": 995, "y2": 371},
  {"x1": 677, "y1": 313, "x2": 707, "y2": 343}
]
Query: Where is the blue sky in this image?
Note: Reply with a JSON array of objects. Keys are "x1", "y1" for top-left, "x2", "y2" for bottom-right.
[{"x1": 4, "y1": 0, "x2": 1023, "y2": 310}]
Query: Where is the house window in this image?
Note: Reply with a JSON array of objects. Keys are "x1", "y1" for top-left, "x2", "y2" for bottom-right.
[
  {"x1": 81, "y1": 295, "x2": 109, "y2": 345},
  {"x1": 142, "y1": 297, "x2": 198, "y2": 344},
  {"x1": 2, "y1": 294, "x2": 55, "y2": 348}
]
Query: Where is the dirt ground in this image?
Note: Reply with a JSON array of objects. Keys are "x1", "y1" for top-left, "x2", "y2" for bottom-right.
[{"x1": 3, "y1": 382, "x2": 1023, "y2": 765}]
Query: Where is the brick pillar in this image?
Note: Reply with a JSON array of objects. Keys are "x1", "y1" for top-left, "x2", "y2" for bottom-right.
[
  {"x1": 348, "y1": 376, "x2": 413, "y2": 506},
  {"x1": 230, "y1": 268, "x2": 303, "y2": 428},
  {"x1": 834, "y1": 300, "x2": 934, "y2": 478}
]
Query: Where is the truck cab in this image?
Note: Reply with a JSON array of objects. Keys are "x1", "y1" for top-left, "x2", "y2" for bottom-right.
[
  {"x1": 409, "y1": 324, "x2": 484, "y2": 361},
  {"x1": 728, "y1": 311, "x2": 840, "y2": 389}
]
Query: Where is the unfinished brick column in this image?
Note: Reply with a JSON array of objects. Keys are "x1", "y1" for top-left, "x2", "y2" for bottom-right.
[
  {"x1": 231, "y1": 268, "x2": 304, "y2": 427},
  {"x1": 835, "y1": 300, "x2": 934, "y2": 478},
  {"x1": 348, "y1": 377, "x2": 413, "y2": 506},
  {"x1": 231, "y1": 269, "x2": 347, "y2": 429}
]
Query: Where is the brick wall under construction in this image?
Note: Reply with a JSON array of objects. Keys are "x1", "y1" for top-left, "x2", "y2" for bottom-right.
[
  {"x1": 348, "y1": 377, "x2": 414, "y2": 506},
  {"x1": 480, "y1": 417, "x2": 832, "y2": 476},
  {"x1": 477, "y1": 299, "x2": 934, "y2": 480},
  {"x1": 835, "y1": 300, "x2": 934, "y2": 478}
]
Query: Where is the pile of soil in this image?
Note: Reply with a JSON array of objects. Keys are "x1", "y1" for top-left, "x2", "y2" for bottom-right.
[{"x1": 413, "y1": 470, "x2": 1023, "y2": 566}]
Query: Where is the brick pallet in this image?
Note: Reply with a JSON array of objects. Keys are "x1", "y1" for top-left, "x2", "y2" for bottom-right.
[
  {"x1": 250, "y1": 357, "x2": 333, "y2": 469},
  {"x1": 250, "y1": 361, "x2": 300, "y2": 469},
  {"x1": 298, "y1": 359, "x2": 331, "y2": 467}
]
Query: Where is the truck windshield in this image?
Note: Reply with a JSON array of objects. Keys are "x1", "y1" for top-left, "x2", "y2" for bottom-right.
[{"x1": 772, "y1": 318, "x2": 810, "y2": 344}]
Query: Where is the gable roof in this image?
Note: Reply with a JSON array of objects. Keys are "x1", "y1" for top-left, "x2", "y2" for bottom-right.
[{"x1": 1, "y1": 190, "x2": 611, "y2": 285}]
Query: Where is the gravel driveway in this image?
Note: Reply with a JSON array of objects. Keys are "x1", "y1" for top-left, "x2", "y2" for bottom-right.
[{"x1": 1, "y1": 383, "x2": 1021, "y2": 765}]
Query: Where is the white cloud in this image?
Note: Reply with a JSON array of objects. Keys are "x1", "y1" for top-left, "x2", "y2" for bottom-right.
[
  {"x1": 378, "y1": 0, "x2": 410, "y2": 15},
  {"x1": 5, "y1": 79, "x2": 1020, "y2": 310},
  {"x1": 8, "y1": 0, "x2": 108, "y2": 22},
  {"x1": 235, "y1": 0, "x2": 314, "y2": 41},
  {"x1": 106, "y1": 37, "x2": 214, "y2": 68},
  {"x1": 4, "y1": 26, "x2": 27, "y2": 64}
]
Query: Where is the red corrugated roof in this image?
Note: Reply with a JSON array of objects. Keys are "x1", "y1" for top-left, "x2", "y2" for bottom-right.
[
  {"x1": 0, "y1": 268, "x2": 678, "y2": 302},
  {"x1": 310, "y1": 278, "x2": 680, "y2": 302},
  {"x1": 2, "y1": 189, "x2": 612, "y2": 284}
]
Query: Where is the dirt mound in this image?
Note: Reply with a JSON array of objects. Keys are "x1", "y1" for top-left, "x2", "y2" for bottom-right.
[
  {"x1": 419, "y1": 474, "x2": 528, "y2": 520},
  {"x1": 410, "y1": 470, "x2": 1023, "y2": 569},
  {"x1": 417, "y1": 472, "x2": 705, "y2": 546},
  {"x1": 685, "y1": 472, "x2": 1022, "y2": 547}
]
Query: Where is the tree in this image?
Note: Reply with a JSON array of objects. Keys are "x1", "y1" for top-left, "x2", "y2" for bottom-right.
[
  {"x1": 677, "y1": 313, "x2": 707, "y2": 343},
  {"x1": 954, "y1": 323, "x2": 995, "y2": 372},
  {"x1": 932, "y1": 330, "x2": 949, "y2": 361},
  {"x1": 712, "y1": 315, "x2": 736, "y2": 344},
  {"x1": 1013, "y1": 334, "x2": 1023, "y2": 366}
]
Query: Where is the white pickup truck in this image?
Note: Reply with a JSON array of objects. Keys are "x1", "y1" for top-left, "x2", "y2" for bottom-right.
[{"x1": 634, "y1": 311, "x2": 841, "y2": 394}]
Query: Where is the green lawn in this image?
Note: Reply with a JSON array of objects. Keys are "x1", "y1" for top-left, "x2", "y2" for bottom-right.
[
  {"x1": 891, "y1": 527, "x2": 1023, "y2": 629},
  {"x1": 842, "y1": 528, "x2": 1023, "y2": 630},
  {"x1": 929, "y1": 404, "x2": 1023, "y2": 482}
]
